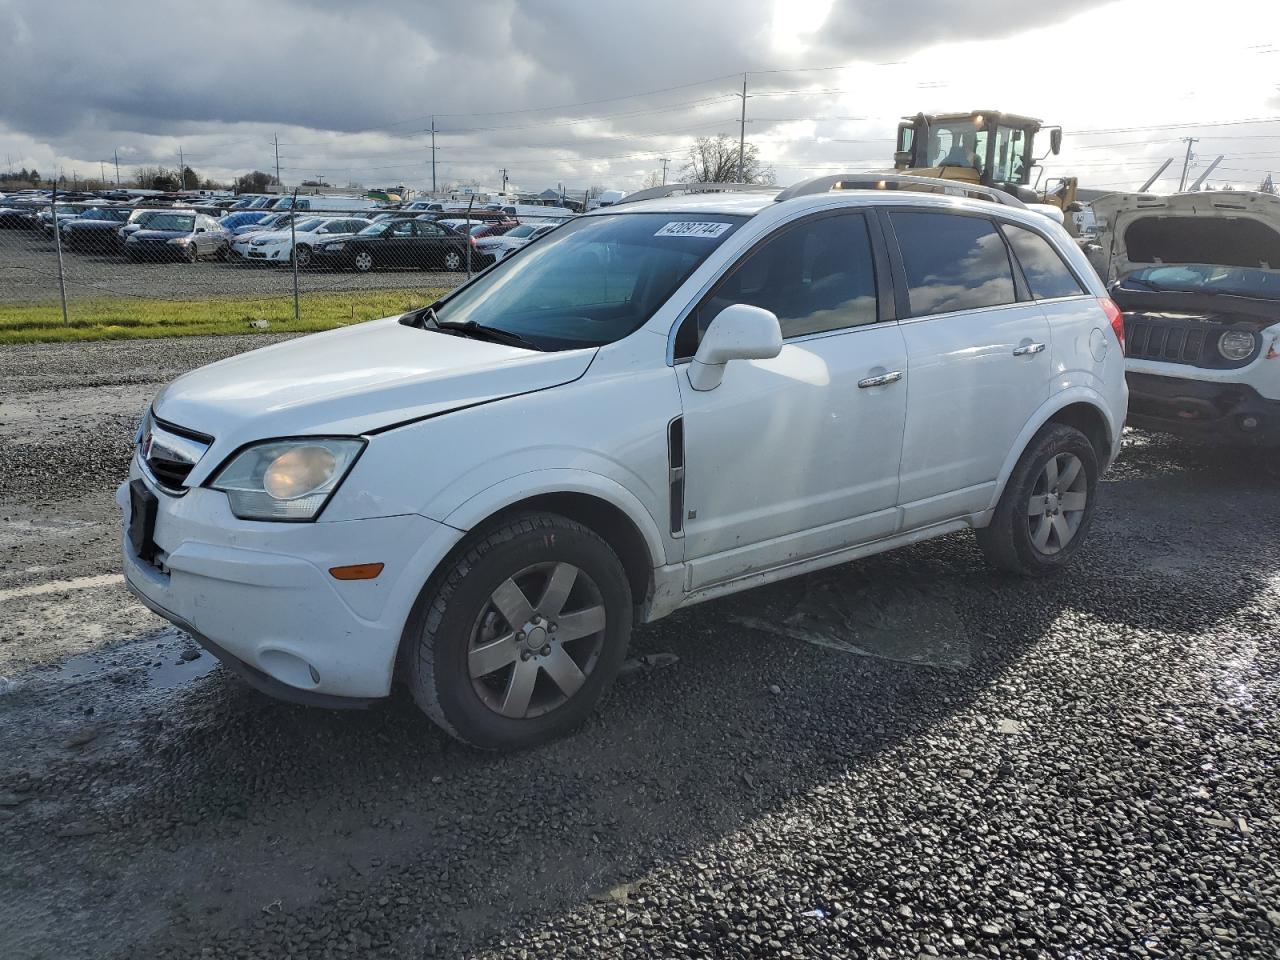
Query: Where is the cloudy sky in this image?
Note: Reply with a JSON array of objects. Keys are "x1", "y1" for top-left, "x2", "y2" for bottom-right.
[{"x1": 2, "y1": 0, "x2": 1278, "y2": 196}]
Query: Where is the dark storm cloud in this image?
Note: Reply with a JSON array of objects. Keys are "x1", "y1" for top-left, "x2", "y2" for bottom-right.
[{"x1": 0, "y1": 0, "x2": 1112, "y2": 185}]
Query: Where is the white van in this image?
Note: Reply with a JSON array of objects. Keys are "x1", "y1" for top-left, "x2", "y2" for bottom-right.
[{"x1": 270, "y1": 195, "x2": 380, "y2": 213}]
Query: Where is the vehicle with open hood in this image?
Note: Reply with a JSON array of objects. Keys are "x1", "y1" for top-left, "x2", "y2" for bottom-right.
[{"x1": 1093, "y1": 190, "x2": 1280, "y2": 445}]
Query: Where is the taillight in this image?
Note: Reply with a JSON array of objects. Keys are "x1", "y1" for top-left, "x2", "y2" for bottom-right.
[{"x1": 1098, "y1": 297, "x2": 1125, "y2": 352}]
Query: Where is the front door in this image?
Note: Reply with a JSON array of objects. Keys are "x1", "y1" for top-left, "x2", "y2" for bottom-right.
[
  {"x1": 675, "y1": 211, "x2": 908, "y2": 590},
  {"x1": 883, "y1": 209, "x2": 1052, "y2": 528}
]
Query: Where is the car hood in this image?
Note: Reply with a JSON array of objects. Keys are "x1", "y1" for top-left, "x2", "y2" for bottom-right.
[
  {"x1": 153, "y1": 316, "x2": 596, "y2": 467},
  {"x1": 131, "y1": 228, "x2": 189, "y2": 240},
  {"x1": 1092, "y1": 190, "x2": 1280, "y2": 283}
]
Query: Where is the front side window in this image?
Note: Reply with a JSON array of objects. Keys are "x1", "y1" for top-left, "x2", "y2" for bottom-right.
[
  {"x1": 678, "y1": 212, "x2": 878, "y2": 356},
  {"x1": 432, "y1": 212, "x2": 744, "y2": 351},
  {"x1": 890, "y1": 211, "x2": 1016, "y2": 316},
  {"x1": 1003, "y1": 224, "x2": 1085, "y2": 299}
]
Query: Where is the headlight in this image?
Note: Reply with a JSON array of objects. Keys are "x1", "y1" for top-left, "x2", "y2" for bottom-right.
[
  {"x1": 168, "y1": 237, "x2": 190, "y2": 245},
  {"x1": 209, "y1": 438, "x2": 364, "y2": 521},
  {"x1": 1218, "y1": 330, "x2": 1257, "y2": 361},
  {"x1": 323, "y1": 242, "x2": 345, "y2": 251}
]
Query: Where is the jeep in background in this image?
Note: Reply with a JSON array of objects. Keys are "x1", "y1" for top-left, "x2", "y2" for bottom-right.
[{"x1": 1093, "y1": 190, "x2": 1280, "y2": 445}]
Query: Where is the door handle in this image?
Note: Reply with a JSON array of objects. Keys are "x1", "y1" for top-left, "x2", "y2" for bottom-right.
[
  {"x1": 857, "y1": 371, "x2": 903, "y2": 388},
  {"x1": 1013, "y1": 342, "x2": 1046, "y2": 356}
]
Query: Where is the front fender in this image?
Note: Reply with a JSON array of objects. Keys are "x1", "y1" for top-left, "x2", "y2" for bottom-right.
[
  {"x1": 442, "y1": 468, "x2": 669, "y2": 569},
  {"x1": 989, "y1": 387, "x2": 1121, "y2": 511}
]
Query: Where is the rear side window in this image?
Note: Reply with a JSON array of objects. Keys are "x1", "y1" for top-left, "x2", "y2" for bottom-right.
[
  {"x1": 890, "y1": 211, "x2": 1016, "y2": 316},
  {"x1": 679, "y1": 212, "x2": 878, "y2": 355},
  {"x1": 1004, "y1": 224, "x2": 1085, "y2": 299}
]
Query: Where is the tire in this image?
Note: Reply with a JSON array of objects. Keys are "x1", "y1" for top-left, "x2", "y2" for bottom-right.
[
  {"x1": 404, "y1": 512, "x2": 633, "y2": 750},
  {"x1": 185, "y1": 245, "x2": 198, "y2": 264},
  {"x1": 975, "y1": 422, "x2": 1099, "y2": 576},
  {"x1": 353, "y1": 250, "x2": 374, "y2": 273},
  {"x1": 443, "y1": 250, "x2": 462, "y2": 271},
  {"x1": 217, "y1": 242, "x2": 231, "y2": 262},
  {"x1": 293, "y1": 244, "x2": 312, "y2": 268}
]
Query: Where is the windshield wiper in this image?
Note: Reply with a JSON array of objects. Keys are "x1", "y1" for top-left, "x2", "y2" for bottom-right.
[
  {"x1": 1121, "y1": 276, "x2": 1172, "y2": 293},
  {"x1": 433, "y1": 318, "x2": 539, "y2": 350}
]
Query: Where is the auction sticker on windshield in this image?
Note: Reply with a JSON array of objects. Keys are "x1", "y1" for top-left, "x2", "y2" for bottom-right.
[{"x1": 654, "y1": 221, "x2": 733, "y2": 238}]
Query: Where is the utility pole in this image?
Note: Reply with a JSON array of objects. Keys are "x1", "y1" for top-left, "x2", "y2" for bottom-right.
[
  {"x1": 99, "y1": 160, "x2": 106, "y2": 185},
  {"x1": 113, "y1": 149, "x2": 120, "y2": 186},
  {"x1": 1177, "y1": 137, "x2": 1198, "y2": 192},
  {"x1": 660, "y1": 157, "x2": 670, "y2": 185},
  {"x1": 273, "y1": 134, "x2": 281, "y2": 187},
  {"x1": 178, "y1": 145, "x2": 184, "y2": 188},
  {"x1": 737, "y1": 73, "x2": 747, "y2": 183},
  {"x1": 430, "y1": 118, "x2": 437, "y2": 194},
  {"x1": 500, "y1": 168, "x2": 508, "y2": 192}
]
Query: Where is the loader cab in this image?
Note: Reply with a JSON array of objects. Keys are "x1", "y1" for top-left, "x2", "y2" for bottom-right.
[{"x1": 894, "y1": 111, "x2": 1060, "y2": 198}]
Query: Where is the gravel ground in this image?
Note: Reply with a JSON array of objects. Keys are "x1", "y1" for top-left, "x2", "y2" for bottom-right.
[
  {"x1": 0, "y1": 336, "x2": 1277, "y2": 960},
  {"x1": 0, "y1": 232, "x2": 465, "y2": 305}
]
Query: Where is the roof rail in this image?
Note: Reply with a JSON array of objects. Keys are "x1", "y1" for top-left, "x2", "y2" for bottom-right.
[
  {"x1": 773, "y1": 173, "x2": 1027, "y2": 209},
  {"x1": 613, "y1": 182, "x2": 781, "y2": 206}
]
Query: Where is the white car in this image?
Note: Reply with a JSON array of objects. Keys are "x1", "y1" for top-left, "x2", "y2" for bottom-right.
[
  {"x1": 1092, "y1": 190, "x2": 1280, "y2": 445},
  {"x1": 230, "y1": 216, "x2": 372, "y2": 266},
  {"x1": 120, "y1": 178, "x2": 1126, "y2": 749},
  {"x1": 474, "y1": 222, "x2": 558, "y2": 261}
]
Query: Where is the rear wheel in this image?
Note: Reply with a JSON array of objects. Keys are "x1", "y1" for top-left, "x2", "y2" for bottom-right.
[
  {"x1": 443, "y1": 250, "x2": 462, "y2": 271},
  {"x1": 404, "y1": 513, "x2": 632, "y2": 750},
  {"x1": 976, "y1": 423, "x2": 1099, "y2": 576},
  {"x1": 353, "y1": 250, "x2": 374, "y2": 272}
]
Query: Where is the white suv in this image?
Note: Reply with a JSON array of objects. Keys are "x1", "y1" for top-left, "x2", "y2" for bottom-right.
[{"x1": 120, "y1": 177, "x2": 1127, "y2": 749}]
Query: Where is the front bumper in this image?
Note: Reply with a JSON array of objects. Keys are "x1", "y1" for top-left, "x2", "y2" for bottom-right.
[
  {"x1": 1126, "y1": 372, "x2": 1280, "y2": 444},
  {"x1": 117, "y1": 465, "x2": 464, "y2": 701}
]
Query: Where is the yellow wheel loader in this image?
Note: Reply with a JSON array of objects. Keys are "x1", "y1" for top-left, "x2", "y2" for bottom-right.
[{"x1": 892, "y1": 110, "x2": 1078, "y2": 219}]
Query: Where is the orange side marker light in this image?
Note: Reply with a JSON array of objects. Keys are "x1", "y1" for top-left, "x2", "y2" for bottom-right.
[{"x1": 329, "y1": 562, "x2": 385, "y2": 581}]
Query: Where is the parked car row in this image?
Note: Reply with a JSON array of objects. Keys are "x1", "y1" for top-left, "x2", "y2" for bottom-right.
[{"x1": 0, "y1": 191, "x2": 574, "y2": 270}]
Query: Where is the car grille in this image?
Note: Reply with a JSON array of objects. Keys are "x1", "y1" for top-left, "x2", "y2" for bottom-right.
[
  {"x1": 1123, "y1": 313, "x2": 1261, "y2": 369},
  {"x1": 140, "y1": 417, "x2": 213, "y2": 493}
]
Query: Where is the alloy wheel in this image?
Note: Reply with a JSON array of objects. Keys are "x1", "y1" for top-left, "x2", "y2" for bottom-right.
[
  {"x1": 354, "y1": 251, "x2": 373, "y2": 272},
  {"x1": 467, "y1": 561, "x2": 607, "y2": 719},
  {"x1": 1027, "y1": 452, "x2": 1087, "y2": 555},
  {"x1": 444, "y1": 251, "x2": 462, "y2": 270}
]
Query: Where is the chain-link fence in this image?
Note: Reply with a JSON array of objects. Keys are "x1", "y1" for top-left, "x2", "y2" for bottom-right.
[{"x1": 0, "y1": 191, "x2": 578, "y2": 341}]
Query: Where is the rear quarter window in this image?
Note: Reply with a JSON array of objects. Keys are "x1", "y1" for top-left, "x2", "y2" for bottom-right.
[
  {"x1": 1003, "y1": 223, "x2": 1085, "y2": 299},
  {"x1": 889, "y1": 211, "x2": 1017, "y2": 316}
]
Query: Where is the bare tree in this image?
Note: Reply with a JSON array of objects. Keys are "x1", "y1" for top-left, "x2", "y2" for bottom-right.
[
  {"x1": 681, "y1": 135, "x2": 775, "y2": 185},
  {"x1": 640, "y1": 170, "x2": 663, "y2": 189}
]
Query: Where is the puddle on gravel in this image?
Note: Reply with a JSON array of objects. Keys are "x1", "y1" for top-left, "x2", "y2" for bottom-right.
[
  {"x1": 731, "y1": 567, "x2": 971, "y2": 669},
  {"x1": 43, "y1": 631, "x2": 219, "y2": 692}
]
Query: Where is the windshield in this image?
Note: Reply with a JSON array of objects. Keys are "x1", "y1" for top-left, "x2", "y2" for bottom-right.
[
  {"x1": 1119, "y1": 264, "x2": 1280, "y2": 300},
  {"x1": 431, "y1": 212, "x2": 745, "y2": 351},
  {"x1": 505, "y1": 224, "x2": 537, "y2": 238},
  {"x1": 293, "y1": 218, "x2": 325, "y2": 232},
  {"x1": 144, "y1": 214, "x2": 195, "y2": 232},
  {"x1": 926, "y1": 120, "x2": 988, "y2": 176},
  {"x1": 358, "y1": 222, "x2": 389, "y2": 236}
]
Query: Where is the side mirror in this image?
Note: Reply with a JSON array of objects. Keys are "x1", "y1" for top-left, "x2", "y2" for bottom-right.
[
  {"x1": 196, "y1": 227, "x2": 206, "y2": 233},
  {"x1": 687, "y1": 303, "x2": 783, "y2": 391},
  {"x1": 1049, "y1": 127, "x2": 1062, "y2": 155}
]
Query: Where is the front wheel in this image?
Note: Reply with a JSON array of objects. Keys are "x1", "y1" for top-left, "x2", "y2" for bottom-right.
[
  {"x1": 442, "y1": 250, "x2": 463, "y2": 271},
  {"x1": 975, "y1": 422, "x2": 1099, "y2": 576},
  {"x1": 353, "y1": 250, "x2": 374, "y2": 273},
  {"x1": 404, "y1": 513, "x2": 633, "y2": 750},
  {"x1": 293, "y1": 244, "x2": 312, "y2": 268}
]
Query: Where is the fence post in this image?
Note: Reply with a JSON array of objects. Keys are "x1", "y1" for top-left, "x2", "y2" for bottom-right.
[
  {"x1": 465, "y1": 195, "x2": 474, "y2": 279},
  {"x1": 50, "y1": 183, "x2": 69, "y2": 326},
  {"x1": 290, "y1": 187, "x2": 300, "y2": 322}
]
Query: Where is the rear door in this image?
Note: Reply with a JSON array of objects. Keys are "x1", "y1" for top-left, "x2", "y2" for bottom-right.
[
  {"x1": 413, "y1": 221, "x2": 451, "y2": 267},
  {"x1": 884, "y1": 209, "x2": 1052, "y2": 528}
]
